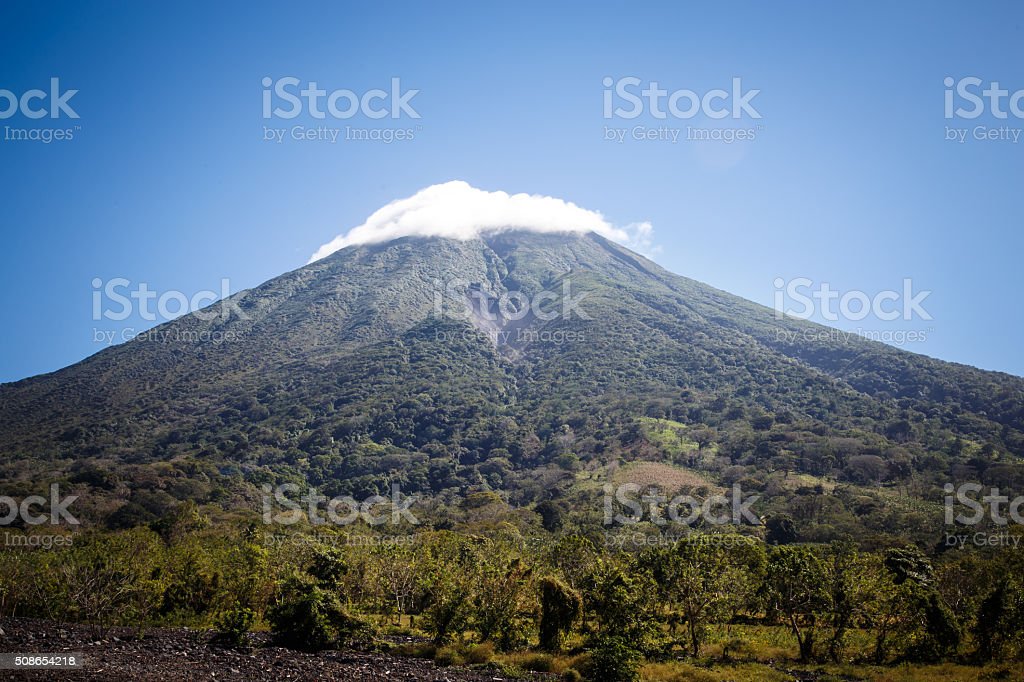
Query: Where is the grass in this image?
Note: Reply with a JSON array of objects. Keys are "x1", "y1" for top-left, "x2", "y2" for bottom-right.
[
  {"x1": 636, "y1": 417, "x2": 717, "y2": 465},
  {"x1": 641, "y1": 661, "x2": 792, "y2": 682},
  {"x1": 385, "y1": 621, "x2": 1024, "y2": 682},
  {"x1": 639, "y1": 661, "x2": 1024, "y2": 682},
  {"x1": 612, "y1": 461, "x2": 721, "y2": 496}
]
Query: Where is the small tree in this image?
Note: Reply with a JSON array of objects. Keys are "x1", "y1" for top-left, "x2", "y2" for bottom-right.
[
  {"x1": 372, "y1": 543, "x2": 421, "y2": 625},
  {"x1": 268, "y1": 571, "x2": 358, "y2": 651},
  {"x1": 870, "y1": 547, "x2": 960, "y2": 663},
  {"x1": 645, "y1": 537, "x2": 745, "y2": 657},
  {"x1": 823, "y1": 541, "x2": 874, "y2": 663},
  {"x1": 420, "y1": 533, "x2": 478, "y2": 645},
  {"x1": 538, "y1": 576, "x2": 582, "y2": 651},
  {"x1": 764, "y1": 545, "x2": 826, "y2": 662},
  {"x1": 974, "y1": 578, "x2": 1024, "y2": 661},
  {"x1": 583, "y1": 562, "x2": 663, "y2": 658},
  {"x1": 267, "y1": 545, "x2": 363, "y2": 651},
  {"x1": 583, "y1": 634, "x2": 641, "y2": 682},
  {"x1": 473, "y1": 555, "x2": 533, "y2": 650}
]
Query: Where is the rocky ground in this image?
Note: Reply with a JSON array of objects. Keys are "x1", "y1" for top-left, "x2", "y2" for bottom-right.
[{"x1": 0, "y1": 618, "x2": 537, "y2": 681}]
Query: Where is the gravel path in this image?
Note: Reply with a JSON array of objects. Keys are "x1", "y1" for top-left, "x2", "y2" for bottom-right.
[{"x1": 0, "y1": 618, "x2": 535, "y2": 681}]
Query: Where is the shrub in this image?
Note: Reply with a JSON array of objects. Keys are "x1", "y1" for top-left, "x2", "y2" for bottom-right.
[
  {"x1": 434, "y1": 645, "x2": 464, "y2": 666},
  {"x1": 464, "y1": 641, "x2": 495, "y2": 664},
  {"x1": 213, "y1": 605, "x2": 255, "y2": 648},
  {"x1": 394, "y1": 642, "x2": 436, "y2": 659},
  {"x1": 516, "y1": 652, "x2": 555, "y2": 672},
  {"x1": 267, "y1": 572, "x2": 362, "y2": 651},
  {"x1": 582, "y1": 635, "x2": 641, "y2": 682}
]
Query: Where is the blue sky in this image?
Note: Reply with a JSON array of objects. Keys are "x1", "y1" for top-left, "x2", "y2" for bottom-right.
[{"x1": 1, "y1": 1, "x2": 1022, "y2": 382}]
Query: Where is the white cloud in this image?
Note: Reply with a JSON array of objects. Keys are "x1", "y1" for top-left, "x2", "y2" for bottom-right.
[{"x1": 308, "y1": 180, "x2": 655, "y2": 262}]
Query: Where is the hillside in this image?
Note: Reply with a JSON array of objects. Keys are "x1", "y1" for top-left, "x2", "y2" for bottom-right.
[{"x1": 1, "y1": 231, "x2": 1022, "y2": 546}]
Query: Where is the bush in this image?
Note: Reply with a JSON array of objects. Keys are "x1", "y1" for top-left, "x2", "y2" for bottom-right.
[
  {"x1": 267, "y1": 572, "x2": 362, "y2": 651},
  {"x1": 516, "y1": 652, "x2": 555, "y2": 672},
  {"x1": 434, "y1": 645, "x2": 464, "y2": 666},
  {"x1": 582, "y1": 635, "x2": 641, "y2": 682},
  {"x1": 213, "y1": 605, "x2": 255, "y2": 648},
  {"x1": 464, "y1": 642, "x2": 495, "y2": 664},
  {"x1": 434, "y1": 642, "x2": 495, "y2": 666}
]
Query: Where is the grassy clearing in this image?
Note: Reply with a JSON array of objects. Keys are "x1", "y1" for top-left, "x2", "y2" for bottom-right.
[{"x1": 612, "y1": 461, "x2": 721, "y2": 495}]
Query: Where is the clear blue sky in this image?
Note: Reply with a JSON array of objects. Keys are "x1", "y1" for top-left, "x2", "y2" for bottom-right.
[{"x1": 1, "y1": 1, "x2": 1022, "y2": 382}]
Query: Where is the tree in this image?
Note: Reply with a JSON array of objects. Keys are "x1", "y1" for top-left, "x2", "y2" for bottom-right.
[
  {"x1": 823, "y1": 541, "x2": 874, "y2": 663},
  {"x1": 268, "y1": 571, "x2": 360, "y2": 651},
  {"x1": 535, "y1": 500, "x2": 564, "y2": 532},
  {"x1": 538, "y1": 576, "x2": 582, "y2": 651},
  {"x1": 420, "y1": 533, "x2": 479, "y2": 645},
  {"x1": 765, "y1": 514, "x2": 798, "y2": 545},
  {"x1": 583, "y1": 634, "x2": 641, "y2": 682},
  {"x1": 765, "y1": 545, "x2": 826, "y2": 662},
  {"x1": 60, "y1": 529, "x2": 165, "y2": 635},
  {"x1": 583, "y1": 562, "x2": 663, "y2": 656},
  {"x1": 645, "y1": 537, "x2": 745, "y2": 657},
  {"x1": 870, "y1": 547, "x2": 960, "y2": 663},
  {"x1": 473, "y1": 555, "x2": 533, "y2": 650},
  {"x1": 372, "y1": 543, "x2": 421, "y2": 625},
  {"x1": 974, "y1": 578, "x2": 1024, "y2": 661}
]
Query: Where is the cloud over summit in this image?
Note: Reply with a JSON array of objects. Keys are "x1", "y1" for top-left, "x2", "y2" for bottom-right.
[{"x1": 308, "y1": 181, "x2": 654, "y2": 262}]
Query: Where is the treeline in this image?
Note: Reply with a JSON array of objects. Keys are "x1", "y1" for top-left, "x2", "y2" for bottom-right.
[{"x1": 2, "y1": 517, "x2": 1024, "y2": 681}]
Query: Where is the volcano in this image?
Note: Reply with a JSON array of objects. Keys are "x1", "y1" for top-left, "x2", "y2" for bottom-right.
[{"x1": 1, "y1": 230, "x2": 1022, "y2": 540}]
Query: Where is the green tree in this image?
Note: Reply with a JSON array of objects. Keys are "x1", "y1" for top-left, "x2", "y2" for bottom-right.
[
  {"x1": 538, "y1": 576, "x2": 582, "y2": 651},
  {"x1": 645, "y1": 537, "x2": 747, "y2": 657},
  {"x1": 266, "y1": 545, "x2": 363, "y2": 651},
  {"x1": 764, "y1": 545, "x2": 826, "y2": 662},
  {"x1": 974, "y1": 578, "x2": 1024, "y2": 661},
  {"x1": 823, "y1": 541, "x2": 874, "y2": 663},
  {"x1": 420, "y1": 532, "x2": 479, "y2": 645},
  {"x1": 473, "y1": 554, "x2": 533, "y2": 650}
]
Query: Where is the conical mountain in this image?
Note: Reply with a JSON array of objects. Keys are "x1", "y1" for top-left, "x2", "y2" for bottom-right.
[{"x1": 1, "y1": 231, "x2": 1021, "y2": 539}]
